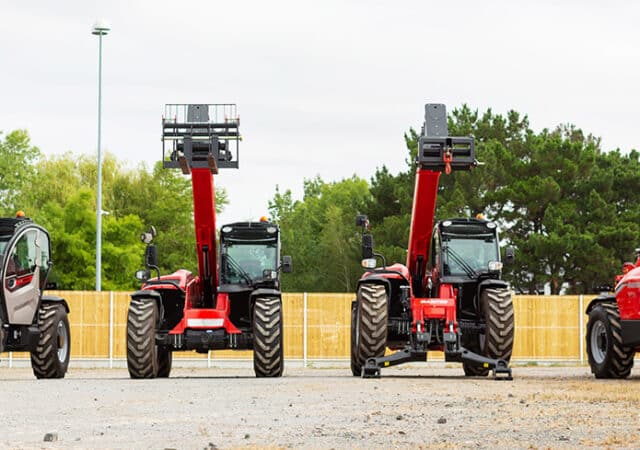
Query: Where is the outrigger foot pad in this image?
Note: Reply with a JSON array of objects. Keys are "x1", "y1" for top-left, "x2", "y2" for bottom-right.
[{"x1": 492, "y1": 359, "x2": 513, "y2": 380}]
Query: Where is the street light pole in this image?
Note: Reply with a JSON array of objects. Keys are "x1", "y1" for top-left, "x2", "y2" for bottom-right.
[{"x1": 92, "y1": 19, "x2": 110, "y2": 292}]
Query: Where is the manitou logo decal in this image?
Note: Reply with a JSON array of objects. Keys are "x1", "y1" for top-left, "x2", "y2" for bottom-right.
[{"x1": 420, "y1": 299, "x2": 449, "y2": 305}]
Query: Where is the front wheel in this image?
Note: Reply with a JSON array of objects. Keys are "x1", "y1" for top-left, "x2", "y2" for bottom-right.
[
  {"x1": 253, "y1": 297, "x2": 284, "y2": 377},
  {"x1": 126, "y1": 299, "x2": 159, "y2": 379},
  {"x1": 30, "y1": 303, "x2": 71, "y2": 379},
  {"x1": 351, "y1": 284, "x2": 388, "y2": 375},
  {"x1": 481, "y1": 287, "x2": 514, "y2": 361},
  {"x1": 586, "y1": 302, "x2": 634, "y2": 379}
]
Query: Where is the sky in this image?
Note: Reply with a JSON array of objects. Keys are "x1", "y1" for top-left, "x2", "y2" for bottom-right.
[{"x1": 2, "y1": 1, "x2": 639, "y2": 225}]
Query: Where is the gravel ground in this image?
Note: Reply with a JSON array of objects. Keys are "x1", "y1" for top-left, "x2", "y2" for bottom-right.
[{"x1": 0, "y1": 365, "x2": 639, "y2": 449}]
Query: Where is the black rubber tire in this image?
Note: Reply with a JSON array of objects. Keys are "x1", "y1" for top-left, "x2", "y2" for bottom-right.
[
  {"x1": 156, "y1": 346, "x2": 172, "y2": 378},
  {"x1": 351, "y1": 284, "x2": 388, "y2": 374},
  {"x1": 30, "y1": 304, "x2": 70, "y2": 379},
  {"x1": 350, "y1": 301, "x2": 360, "y2": 376},
  {"x1": 586, "y1": 302, "x2": 635, "y2": 379},
  {"x1": 482, "y1": 287, "x2": 514, "y2": 361},
  {"x1": 253, "y1": 297, "x2": 284, "y2": 377},
  {"x1": 0, "y1": 317, "x2": 5, "y2": 354},
  {"x1": 462, "y1": 334, "x2": 490, "y2": 377},
  {"x1": 126, "y1": 299, "x2": 159, "y2": 379}
]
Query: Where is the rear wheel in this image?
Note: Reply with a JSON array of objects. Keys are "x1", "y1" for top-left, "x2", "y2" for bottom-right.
[
  {"x1": 156, "y1": 346, "x2": 172, "y2": 378},
  {"x1": 462, "y1": 333, "x2": 489, "y2": 377},
  {"x1": 586, "y1": 302, "x2": 635, "y2": 379},
  {"x1": 31, "y1": 304, "x2": 70, "y2": 379},
  {"x1": 351, "y1": 284, "x2": 388, "y2": 375},
  {"x1": 253, "y1": 297, "x2": 284, "y2": 377},
  {"x1": 126, "y1": 299, "x2": 159, "y2": 379},
  {"x1": 350, "y1": 301, "x2": 360, "y2": 376}
]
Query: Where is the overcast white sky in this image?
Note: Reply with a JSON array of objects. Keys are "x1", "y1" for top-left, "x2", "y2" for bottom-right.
[{"x1": 2, "y1": 1, "x2": 639, "y2": 224}]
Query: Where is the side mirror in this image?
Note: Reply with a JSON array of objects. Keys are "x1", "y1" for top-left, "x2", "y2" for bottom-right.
[
  {"x1": 141, "y1": 226, "x2": 157, "y2": 244},
  {"x1": 504, "y1": 246, "x2": 515, "y2": 265},
  {"x1": 281, "y1": 255, "x2": 292, "y2": 273},
  {"x1": 362, "y1": 234, "x2": 374, "y2": 259},
  {"x1": 135, "y1": 269, "x2": 150, "y2": 282},
  {"x1": 145, "y1": 245, "x2": 158, "y2": 267},
  {"x1": 355, "y1": 214, "x2": 369, "y2": 227}
]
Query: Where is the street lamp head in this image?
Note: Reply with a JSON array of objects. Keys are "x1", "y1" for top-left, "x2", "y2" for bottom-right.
[{"x1": 92, "y1": 19, "x2": 111, "y2": 36}]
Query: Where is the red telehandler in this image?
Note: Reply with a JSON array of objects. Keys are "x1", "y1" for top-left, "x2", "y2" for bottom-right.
[
  {"x1": 586, "y1": 248, "x2": 640, "y2": 378},
  {"x1": 351, "y1": 104, "x2": 514, "y2": 379},
  {"x1": 126, "y1": 104, "x2": 291, "y2": 378}
]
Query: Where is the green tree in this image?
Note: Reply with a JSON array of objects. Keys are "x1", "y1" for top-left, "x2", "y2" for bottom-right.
[
  {"x1": 359, "y1": 106, "x2": 638, "y2": 294},
  {"x1": 0, "y1": 130, "x2": 41, "y2": 214},
  {"x1": 20, "y1": 151, "x2": 229, "y2": 289},
  {"x1": 269, "y1": 176, "x2": 370, "y2": 292}
]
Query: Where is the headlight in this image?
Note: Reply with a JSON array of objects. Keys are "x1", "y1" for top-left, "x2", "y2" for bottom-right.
[
  {"x1": 442, "y1": 220, "x2": 452, "y2": 227},
  {"x1": 488, "y1": 261, "x2": 503, "y2": 272},
  {"x1": 135, "y1": 269, "x2": 150, "y2": 282},
  {"x1": 361, "y1": 258, "x2": 377, "y2": 269},
  {"x1": 486, "y1": 222, "x2": 496, "y2": 229},
  {"x1": 266, "y1": 226, "x2": 277, "y2": 234},
  {"x1": 221, "y1": 226, "x2": 232, "y2": 233}
]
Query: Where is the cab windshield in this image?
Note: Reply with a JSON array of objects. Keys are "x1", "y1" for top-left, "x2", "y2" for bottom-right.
[
  {"x1": 442, "y1": 235, "x2": 499, "y2": 276},
  {"x1": 0, "y1": 235, "x2": 11, "y2": 257},
  {"x1": 221, "y1": 242, "x2": 277, "y2": 284}
]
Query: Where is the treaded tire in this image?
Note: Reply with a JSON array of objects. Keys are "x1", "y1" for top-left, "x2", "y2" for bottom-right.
[
  {"x1": 157, "y1": 346, "x2": 172, "y2": 378},
  {"x1": 350, "y1": 301, "x2": 361, "y2": 376},
  {"x1": 351, "y1": 284, "x2": 388, "y2": 375},
  {"x1": 253, "y1": 297, "x2": 284, "y2": 377},
  {"x1": 586, "y1": 302, "x2": 635, "y2": 379},
  {"x1": 0, "y1": 318, "x2": 5, "y2": 354},
  {"x1": 462, "y1": 334, "x2": 490, "y2": 377},
  {"x1": 127, "y1": 299, "x2": 159, "y2": 379},
  {"x1": 30, "y1": 304, "x2": 70, "y2": 379},
  {"x1": 481, "y1": 287, "x2": 514, "y2": 359}
]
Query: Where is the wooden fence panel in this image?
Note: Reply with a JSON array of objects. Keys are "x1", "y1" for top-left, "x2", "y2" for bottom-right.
[
  {"x1": 4, "y1": 292, "x2": 591, "y2": 363},
  {"x1": 306, "y1": 293, "x2": 352, "y2": 359},
  {"x1": 512, "y1": 296, "x2": 581, "y2": 360}
]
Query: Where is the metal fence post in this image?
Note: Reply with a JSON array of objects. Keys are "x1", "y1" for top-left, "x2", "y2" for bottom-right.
[
  {"x1": 303, "y1": 292, "x2": 308, "y2": 368},
  {"x1": 109, "y1": 291, "x2": 114, "y2": 368},
  {"x1": 579, "y1": 294, "x2": 584, "y2": 364}
]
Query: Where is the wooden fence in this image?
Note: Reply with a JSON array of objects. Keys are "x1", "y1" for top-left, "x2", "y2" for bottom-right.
[{"x1": 3, "y1": 292, "x2": 593, "y2": 366}]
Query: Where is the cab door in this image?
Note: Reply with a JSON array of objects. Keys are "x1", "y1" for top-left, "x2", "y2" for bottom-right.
[{"x1": 2, "y1": 227, "x2": 42, "y2": 324}]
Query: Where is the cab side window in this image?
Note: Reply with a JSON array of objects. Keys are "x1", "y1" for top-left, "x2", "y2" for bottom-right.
[
  {"x1": 7, "y1": 230, "x2": 38, "y2": 277},
  {"x1": 38, "y1": 232, "x2": 50, "y2": 273}
]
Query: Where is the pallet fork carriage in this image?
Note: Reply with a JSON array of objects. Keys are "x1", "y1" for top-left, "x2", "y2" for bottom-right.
[{"x1": 351, "y1": 104, "x2": 514, "y2": 380}]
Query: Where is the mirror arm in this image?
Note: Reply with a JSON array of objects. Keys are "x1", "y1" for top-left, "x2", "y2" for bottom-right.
[
  {"x1": 374, "y1": 252, "x2": 386, "y2": 269},
  {"x1": 146, "y1": 263, "x2": 161, "y2": 280}
]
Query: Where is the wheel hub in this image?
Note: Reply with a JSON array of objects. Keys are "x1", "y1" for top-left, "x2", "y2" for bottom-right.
[
  {"x1": 57, "y1": 320, "x2": 69, "y2": 363},
  {"x1": 590, "y1": 320, "x2": 607, "y2": 364}
]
